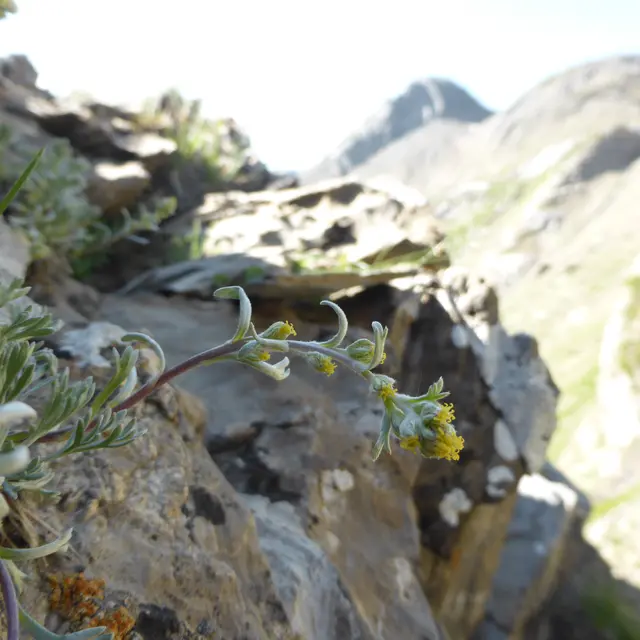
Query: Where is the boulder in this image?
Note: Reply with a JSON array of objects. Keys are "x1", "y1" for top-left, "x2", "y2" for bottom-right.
[
  {"x1": 120, "y1": 178, "x2": 449, "y2": 298},
  {"x1": 477, "y1": 470, "x2": 583, "y2": 639},
  {"x1": 93, "y1": 260, "x2": 559, "y2": 639},
  {"x1": 86, "y1": 161, "x2": 151, "y2": 215}
]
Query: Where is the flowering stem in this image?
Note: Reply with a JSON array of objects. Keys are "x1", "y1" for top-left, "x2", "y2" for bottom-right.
[
  {"x1": 0, "y1": 560, "x2": 20, "y2": 640},
  {"x1": 28, "y1": 335, "x2": 373, "y2": 447},
  {"x1": 287, "y1": 340, "x2": 369, "y2": 377}
]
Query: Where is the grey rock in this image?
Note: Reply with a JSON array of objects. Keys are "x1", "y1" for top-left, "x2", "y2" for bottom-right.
[
  {"x1": 86, "y1": 160, "x2": 151, "y2": 215},
  {"x1": 0, "y1": 216, "x2": 29, "y2": 285},
  {"x1": 566, "y1": 126, "x2": 640, "y2": 184},
  {"x1": 245, "y1": 495, "x2": 367, "y2": 640},
  {"x1": 437, "y1": 268, "x2": 559, "y2": 473},
  {"x1": 0, "y1": 218, "x2": 41, "y2": 323},
  {"x1": 0, "y1": 54, "x2": 38, "y2": 88},
  {"x1": 479, "y1": 473, "x2": 580, "y2": 639},
  {"x1": 96, "y1": 291, "x2": 448, "y2": 640},
  {"x1": 485, "y1": 327, "x2": 559, "y2": 473}
]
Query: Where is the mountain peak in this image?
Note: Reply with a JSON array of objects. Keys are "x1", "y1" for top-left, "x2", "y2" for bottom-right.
[{"x1": 303, "y1": 77, "x2": 492, "y2": 183}]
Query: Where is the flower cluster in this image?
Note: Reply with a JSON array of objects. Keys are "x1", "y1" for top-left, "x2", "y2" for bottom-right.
[
  {"x1": 369, "y1": 375, "x2": 464, "y2": 462},
  {"x1": 221, "y1": 286, "x2": 465, "y2": 463}
]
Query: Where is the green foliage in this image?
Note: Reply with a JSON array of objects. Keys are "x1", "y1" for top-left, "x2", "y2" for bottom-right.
[
  {"x1": 583, "y1": 584, "x2": 640, "y2": 640},
  {"x1": 0, "y1": 0, "x2": 17, "y2": 20},
  {"x1": 288, "y1": 245, "x2": 440, "y2": 276},
  {"x1": 0, "y1": 278, "x2": 147, "y2": 489},
  {"x1": 619, "y1": 275, "x2": 640, "y2": 387},
  {"x1": 0, "y1": 126, "x2": 176, "y2": 271},
  {"x1": 167, "y1": 217, "x2": 206, "y2": 263},
  {"x1": 0, "y1": 279, "x2": 146, "y2": 639},
  {"x1": 138, "y1": 88, "x2": 247, "y2": 183}
]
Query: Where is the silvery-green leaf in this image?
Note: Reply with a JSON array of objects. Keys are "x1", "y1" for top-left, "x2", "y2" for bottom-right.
[
  {"x1": 19, "y1": 604, "x2": 113, "y2": 639},
  {"x1": 0, "y1": 528, "x2": 72, "y2": 561},
  {"x1": 214, "y1": 286, "x2": 252, "y2": 342},
  {"x1": 316, "y1": 301, "x2": 348, "y2": 348}
]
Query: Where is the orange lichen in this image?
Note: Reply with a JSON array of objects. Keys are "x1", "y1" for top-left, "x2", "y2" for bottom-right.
[
  {"x1": 48, "y1": 572, "x2": 136, "y2": 639},
  {"x1": 85, "y1": 607, "x2": 136, "y2": 638}
]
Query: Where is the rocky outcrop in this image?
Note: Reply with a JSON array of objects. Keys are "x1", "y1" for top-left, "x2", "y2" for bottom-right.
[
  {"x1": 117, "y1": 178, "x2": 449, "y2": 298},
  {"x1": 477, "y1": 466, "x2": 586, "y2": 639},
  {"x1": 55, "y1": 260, "x2": 560, "y2": 639}
]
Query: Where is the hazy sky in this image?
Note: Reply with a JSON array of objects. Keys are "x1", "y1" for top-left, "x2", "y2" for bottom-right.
[{"x1": 1, "y1": 0, "x2": 639, "y2": 171}]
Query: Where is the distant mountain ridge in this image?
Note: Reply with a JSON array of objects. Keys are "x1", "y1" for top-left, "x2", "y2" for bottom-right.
[
  {"x1": 301, "y1": 77, "x2": 493, "y2": 184},
  {"x1": 299, "y1": 56, "x2": 640, "y2": 620}
]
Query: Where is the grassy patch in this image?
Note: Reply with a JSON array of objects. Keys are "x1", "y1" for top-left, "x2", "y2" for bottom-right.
[
  {"x1": 619, "y1": 276, "x2": 640, "y2": 387},
  {"x1": 443, "y1": 171, "x2": 557, "y2": 259},
  {"x1": 548, "y1": 362, "x2": 599, "y2": 461},
  {"x1": 287, "y1": 245, "x2": 441, "y2": 276},
  {"x1": 136, "y1": 89, "x2": 247, "y2": 185},
  {"x1": 582, "y1": 584, "x2": 640, "y2": 640},
  {"x1": 587, "y1": 483, "x2": 640, "y2": 525}
]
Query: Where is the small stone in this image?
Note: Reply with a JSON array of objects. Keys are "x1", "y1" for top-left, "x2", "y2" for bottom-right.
[
  {"x1": 86, "y1": 161, "x2": 150, "y2": 215},
  {"x1": 451, "y1": 324, "x2": 469, "y2": 349}
]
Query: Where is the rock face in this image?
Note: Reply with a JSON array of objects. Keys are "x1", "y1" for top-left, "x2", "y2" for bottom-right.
[
  {"x1": 1, "y1": 243, "x2": 574, "y2": 638},
  {"x1": 302, "y1": 78, "x2": 493, "y2": 184},
  {"x1": 87, "y1": 258, "x2": 559, "y2": 639},
  {"x1": 477, "y1": 469, "x2": 583, "y2": 639},
  {"x1": 0, "y1": 215, "x2": 28, "y2": 284},
  {"x1": 20, "y1": 379, "x2": 297, "y2": 639},
  {"x1": 0, "y1": 216, "x2": 40, "y2": 323}
]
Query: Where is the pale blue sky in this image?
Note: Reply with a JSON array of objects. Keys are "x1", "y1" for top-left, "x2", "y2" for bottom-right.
[{"x1": 1, "y1": 0, "x2": 639, "y2": 171}]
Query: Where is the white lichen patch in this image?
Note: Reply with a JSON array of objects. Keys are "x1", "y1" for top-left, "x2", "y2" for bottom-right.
[
  {"x1": 393, "y1": 557, "x2": 420, "y2": 603},
  {"x1": 58, "y1": 321, "x2": 127, "y2": 368},
  {"x1": 330, "y1": 469, "x2": 355, "y2": 492},
  {"x1": 320, "y1": 469, "x2": 355, "y2": 505},
  {"x1": 494, "y1": 418, "x2": 519, "y2": 462},
  {"x1": 438, "y1": 487, "x2": 473, "y2": 527},
  {"x1": 486, "y1": 465, "x2": 517, "y2": 499}
]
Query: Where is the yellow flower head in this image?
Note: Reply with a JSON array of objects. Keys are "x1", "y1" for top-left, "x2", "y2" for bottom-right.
[
  {"x1": 398, "y1": 423, "x2": 464, "y2": 462},
  {"x1": 399, "y1": 434, "x2": 420, "y2": 453},
  {"x1": 429, "y1": 424, "x2": 465, "y2": 461},
  {"x1": 304, "y1": 352, "x2": 337, "y2": 377},
  {"x1": 261, "y1": 320, "x2": 297, "y2": 341},
  {"x1": 434, "y1": 402, "x2": 455, "y2": 426},
  {"x1": 371, "y1": 375, "x2": 397, "y2": 403}
]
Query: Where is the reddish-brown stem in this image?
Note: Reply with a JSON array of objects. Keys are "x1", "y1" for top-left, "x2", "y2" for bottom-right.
[{"x1": 30, "y1": 340, "x2": 244, "y2": 444}]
